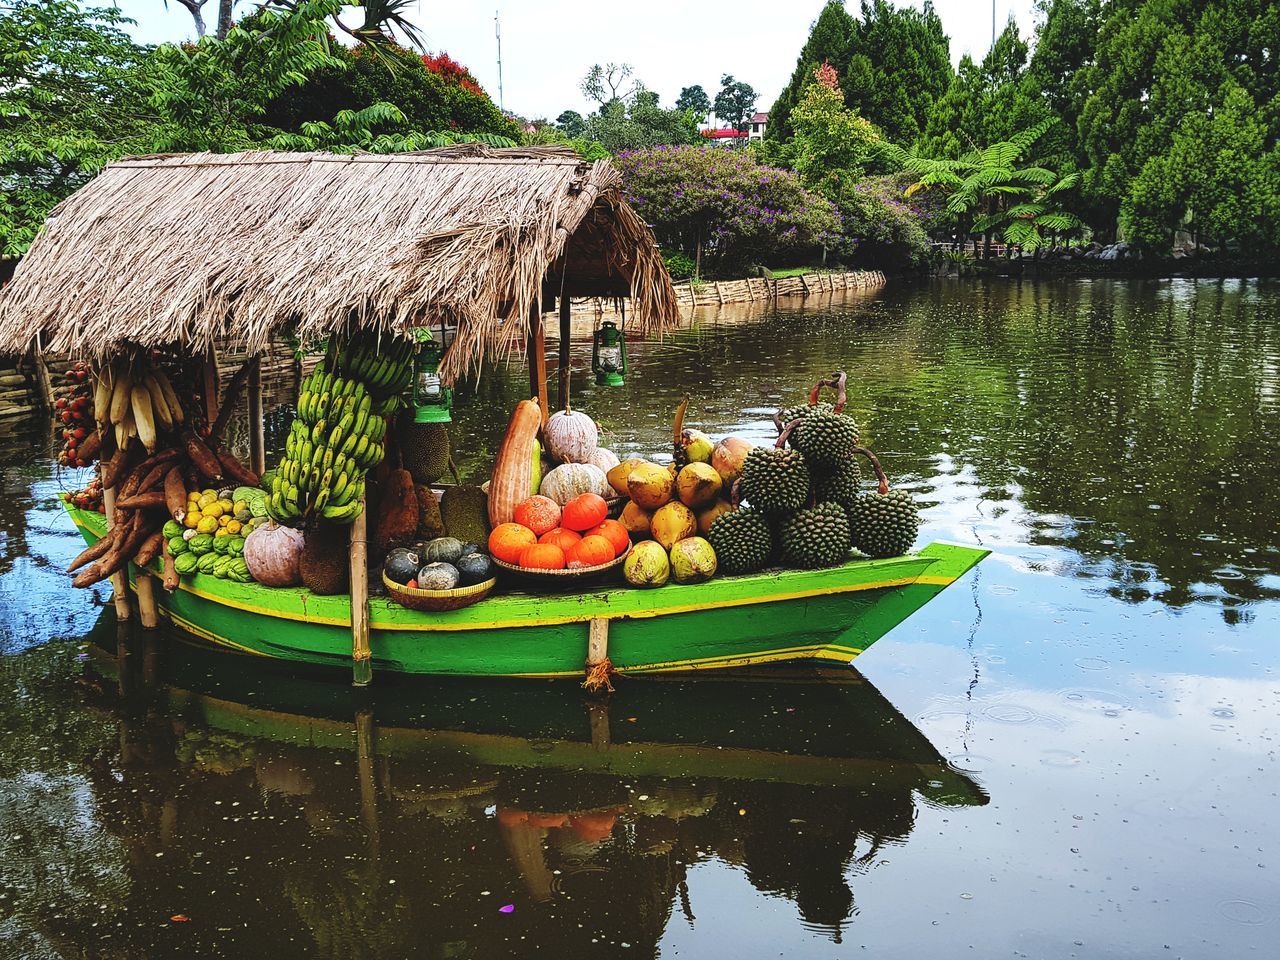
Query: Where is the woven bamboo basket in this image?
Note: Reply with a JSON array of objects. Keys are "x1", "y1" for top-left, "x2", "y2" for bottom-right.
[{"x1": 382, "y1": 571, "x2": 497, "y2": 612}]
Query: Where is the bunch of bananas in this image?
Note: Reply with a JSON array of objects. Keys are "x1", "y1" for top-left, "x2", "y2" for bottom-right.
[
  {"x1": 267, "y1": 369, "x2": 386, "y2": 524},
  {"x1": 333, "y1": 330, "x2": 415, "y2": 401}
]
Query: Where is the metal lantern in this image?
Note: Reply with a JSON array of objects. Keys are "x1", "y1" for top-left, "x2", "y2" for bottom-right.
[
  {"x1": 591, "y1": 320, "x2": 627, "y2": 387},
  {"x1": 411, "y1": 327, "x2": 452, "y2": 423}
]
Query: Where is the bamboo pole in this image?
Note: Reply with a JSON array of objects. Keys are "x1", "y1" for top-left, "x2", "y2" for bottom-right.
[
  {"x1": 32, "y1": 346, "x2": 55, "y2": 412},
  {"x1": 135, "y1": 573, "x2": 159, "y2": 629},
  {"x1": 350, "y1": 501, "x2": 371, "y2": 687},
  {"x1": 355, "y1": 707, "x2": 381, "y2": 857},
  {"x1": 527, "y1": 301, "x2": 549, "y2": 422},
  {"x1": 247, "y1": 354, "x2": 265, "y2": 475},
  {"x1": 557, "y1": 294, "x2": 572, "y2": 412},
  {"x1": 201, "y1": 348, "x2": 219, "y2": 427},
  {"x1": 102, "y1": 485, "x2": 131, "y2": 621}
]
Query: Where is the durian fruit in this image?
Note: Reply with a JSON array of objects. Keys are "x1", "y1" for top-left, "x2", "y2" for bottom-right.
[
  {"x1": 708, "y1": 508, "x2": 773, "y2": 575},
  {"x1": 399, "y1": 420, "x2": 450, "y2": 485},
  {"x1": 813, "y1": 459, "x2": 862, "y2": 512},
  {"x1": 782, "y1": 371, "x2": 859, "y2": 469},
  {"x1": 415, "y1": 484, "x2": 446, "y2": 540},
  {"x1": 848, "y1": 447, "x2": 920, "y2": 558},
  {"x1": 738, "y1": 445, "x2": 810, "y2": 513},
  {"x1": 775, "y1": 400, "x2": 833, "y2": 432},
  {"x1": 779, "y1": 501, "x2": 851, "y2": 569},
  {"x1": 299, "y1": 524, "x2": 350, "y2": 595},
  {"x1": 440, "y1": 485, "x2": 489, "y2": 545}
]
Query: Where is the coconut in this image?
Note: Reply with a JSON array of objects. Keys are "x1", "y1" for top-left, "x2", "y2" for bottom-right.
[
  {"x1": 651, "y1": 501, "x2": 697, "y2": 550},
  {"x1": 711, "y1": 437, "x2": 754, "y2": 484},
  {"x1": 623, "y1": 541, "x2": 670, "y2": 588},
  {"x1": 670, "y1": 536, "x2": 717, "y2": 584}
]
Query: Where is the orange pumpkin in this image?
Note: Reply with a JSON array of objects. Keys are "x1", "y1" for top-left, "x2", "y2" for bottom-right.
[
  {"x1": 513, "y1": 495, "x2": 561, "y2": 536},
  {"x1": 568, "y1": 534, "x2": 615, "y2": 568},
  {"x1": 561, "y1": 492, "x2": 609, "y2": 532},
  {"x1": 488, "y1": 522, "x2": 537, "y2": 564},
  {"x1": 585, "y1": 518, "x2": 630, "y2": 557},
  {"x1": 519, "y1": 542, "x2": 567, "y2": 570},
  {"x1": 539, "y1": 527, "x2": 582, "y2": 552}
]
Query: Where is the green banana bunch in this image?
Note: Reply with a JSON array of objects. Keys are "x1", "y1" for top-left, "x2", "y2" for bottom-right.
[{"x1": 336, "y1": 330, "x2": 415, "y2": 400}]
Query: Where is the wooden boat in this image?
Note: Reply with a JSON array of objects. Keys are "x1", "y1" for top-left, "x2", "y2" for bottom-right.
[{"x1": 69, "y1": 503, "x2": 987, "y2": 679}]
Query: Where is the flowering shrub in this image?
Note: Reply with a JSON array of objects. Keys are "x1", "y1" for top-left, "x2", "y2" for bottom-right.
[
  {"x1": 421, "y1": 52, "x2": 485, "y2": 97},
  {"x1": 837, "y1": 172, "x2": 938, "y2": 265},
  {"x1": 617, "y1": 145, "x2": 840, "y2": 272}
]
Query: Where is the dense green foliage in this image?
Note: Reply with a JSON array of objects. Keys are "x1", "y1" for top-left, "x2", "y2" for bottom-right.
[
  {"x1": 765, "y1": 0, "x2": 1280, "y2": 258},
  {"x1": 770, "y1": 1, "x2": 951, "y2": 145},
  {"x1": 0, "y1": 1, "x2": 152, "y2": 254},
  {"x1": 0, "y1": 0, "x2": 515, "y2": 254}
]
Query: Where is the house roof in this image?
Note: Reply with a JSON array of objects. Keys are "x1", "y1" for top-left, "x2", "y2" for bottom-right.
[
  {"x1": 0, "y1": 144, "x2": 679, "y2": 381},
  {"x1": 750, "y1": 112, "x2": 769, "y2": 123}
]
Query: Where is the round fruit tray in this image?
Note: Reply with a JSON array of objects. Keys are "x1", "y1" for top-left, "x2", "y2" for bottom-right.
[
  {"x1": 382, "y1": 571, "x2": 498, "y2": 612},
  {"x1": 492, "y1": 546, "x2": 630, "y2": 587},
  {"x1": 605, "y1": 496, "x2": 626, "y2": 519}
]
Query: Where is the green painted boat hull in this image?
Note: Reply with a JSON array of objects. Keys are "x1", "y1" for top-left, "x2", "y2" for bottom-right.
[{"x1": 68, "y1": 506, "x2": 987, "y2": 679}]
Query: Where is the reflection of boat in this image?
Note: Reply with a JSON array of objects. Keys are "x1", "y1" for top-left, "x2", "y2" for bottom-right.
[
  {"x1": 74, "y1": 622, "x2": 987, "y2": 953},
  {"x1": 70, "y1": 503, "x2": 986, "y2": 679}
]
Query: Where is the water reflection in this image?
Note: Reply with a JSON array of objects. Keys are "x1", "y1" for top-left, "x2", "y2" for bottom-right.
[{"x1": 0, "y1": 615, "x2": 987, "y2": 957}]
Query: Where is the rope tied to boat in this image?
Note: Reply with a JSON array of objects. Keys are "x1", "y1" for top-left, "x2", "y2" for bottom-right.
[{"x1": 581, "y1": 617, "x2": 616, "y2": 694}]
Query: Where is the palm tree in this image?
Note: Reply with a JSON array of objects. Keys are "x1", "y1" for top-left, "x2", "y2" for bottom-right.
[{"x1": 883, "y1": 118, "x2": 1082, "y2": 257}]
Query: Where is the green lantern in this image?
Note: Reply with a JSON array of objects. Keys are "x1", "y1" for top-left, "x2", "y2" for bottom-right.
[
  {"x1": 411, "y1": 327, "x2": 452, "y2": 423},
  {"x1": 591, "y1": 320, "x2": 627, "y2": 387}
]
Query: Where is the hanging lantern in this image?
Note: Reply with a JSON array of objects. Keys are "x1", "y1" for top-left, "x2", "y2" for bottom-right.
[
  {"x1": 591, "y1": 320, "x2": 627, "y2": 387},
  {"x1": 411, "y1": 327, "x2": 453, "y2": 423}
]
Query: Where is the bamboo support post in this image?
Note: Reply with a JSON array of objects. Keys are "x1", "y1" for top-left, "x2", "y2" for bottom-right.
[
  {"x1": 201, "y1": 348, "x2": 219, "y2": 427},
  {"x1": 135, "y1": 573, "x2": 159, "y2": 629},
  {"x1": 101, "y1": 485, "x2": 131, "y2": 621},
  {"x1": 557, "y1": 294, "x2": 572, "y2": 412},
  {"x1": 800, "y1": 274, "x2": 812, "y2": 295},
  {"x1": 527, "y1": 301, "x2": 549, "y2": 421},
  {"x1": 350, "y1": 502, "x2": 371, "y2": 687},
  {"x1": 247, "y1": 354, "x2": 265, "y2": 476},
  {"x1": 32, "y1": 346, "x2": 55, "y2": 411}
]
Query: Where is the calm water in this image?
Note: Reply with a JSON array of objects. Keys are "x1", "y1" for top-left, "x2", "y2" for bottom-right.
[{"x1": 2, "y1": 278, "x2": 1279, "y2": 959}]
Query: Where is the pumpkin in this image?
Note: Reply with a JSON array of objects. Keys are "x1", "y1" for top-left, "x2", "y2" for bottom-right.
[
  {"x1": 539, "y1": 462, "x2": 610, "y2": 506},
  {"x1": 543, "y1": 403, "x2": 599, "y2": 464},
  {"x1": 519, "y1": 542, "x2": 566, "y2": 570},
  {"x1": 586, "y1": 446, "x2": 621, "y2": 475},
  {"x1": 562, "y1": 492, "x2": 609, "y2": 532},
  {"x1": 538, "y1": 527, "x2": 582, "y2": 552},
  {"x1": 242, "y1": 521, "x2": 304, "y2": 587},
  {"x1": 488, "y1": 522, "x2": 537, "y2": 564},
  {"x1": 513, "y1": 495, "x2": 561, "y2": 536},
  {"x1": 489, "y1": 400, "x2": 543, "y2": 528},
  {"x1": 585, "y1": 519, "x2": 630, "y2": 557},
  {"x1": 568, "y1": 534, "x2": 615, "y2": 568}
]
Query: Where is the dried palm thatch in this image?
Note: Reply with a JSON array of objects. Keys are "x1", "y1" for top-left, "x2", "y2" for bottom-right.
[{"x1": 0, "y1": 144, "x2": 679, "y2": 382}]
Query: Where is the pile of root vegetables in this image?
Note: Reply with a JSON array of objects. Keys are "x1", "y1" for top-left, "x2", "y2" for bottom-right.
[{"x1": 64, "y1": 353, "x2": 261, "y2": 592}]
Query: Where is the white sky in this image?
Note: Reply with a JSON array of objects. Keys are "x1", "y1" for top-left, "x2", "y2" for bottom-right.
[{"x1": 110, "y1": 0, "x2": 1037, "y2": 120}]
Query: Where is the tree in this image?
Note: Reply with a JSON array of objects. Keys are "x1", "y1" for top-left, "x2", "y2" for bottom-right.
[
  {"x1": 769, "y1": 0, "x2": 857, "y2": 142},
  {"x1": 769, "y1": 0, "x2": 951, "y2": 145},
  {"x1": 163, "y1": 0, "x2": 236, "y2": 39},
  {"x1": 714, "y1": 74, "x2": 758, "y2": 132},
  {"x1": 0, "y1": 0, "x2": 153, "y2": 255},
  {"x1": 577, "y1": 88, "x2": 698, "y2": 154},
  {"x1": 886, "y1": 118, "x2": 1082, "y2": 255},
  {"x1": 675, "y1": 84, "x2": 711, "y2": 121},
  {"x1": 555, "y1": 110, "x2": 587, "y2": 138},
  {"x1": 787, "y1": 65, "x2": 882, "y2": 191},
  {"x1": 351, "y1": 0, "x2": 425, "y2": 47},
  {"x1": 615, "y1": 145, "x2": 840, "y2": 274},
  {"x1": 580, "y1": 63, "x2": 637, "y2": 108}
]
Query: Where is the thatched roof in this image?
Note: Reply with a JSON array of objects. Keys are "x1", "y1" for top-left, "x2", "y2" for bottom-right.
[{"x1": 0, "y1": 145, "x2": 679, "y2": 380}]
